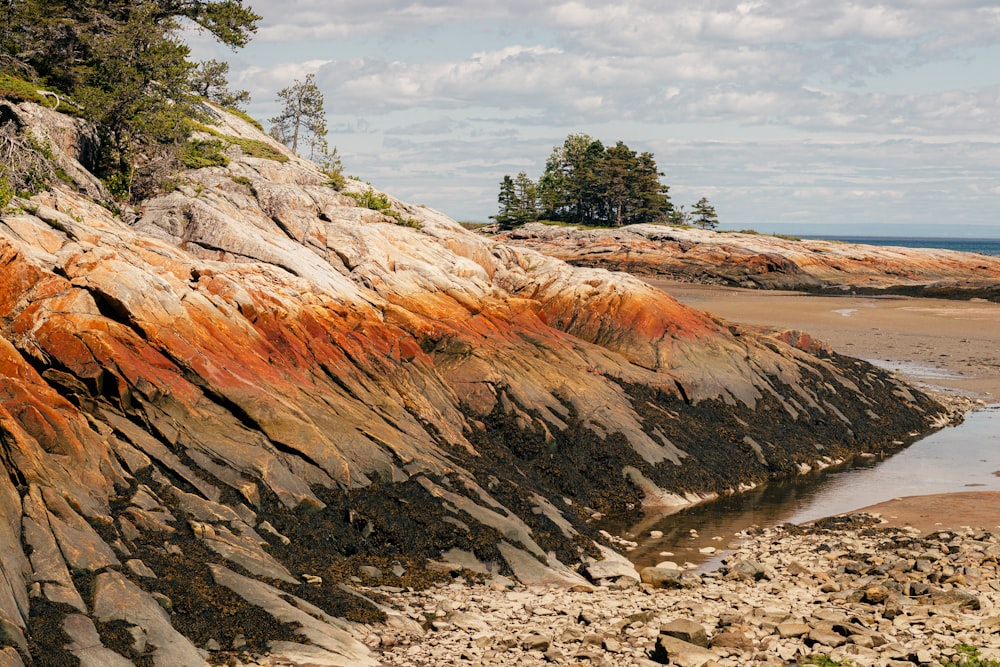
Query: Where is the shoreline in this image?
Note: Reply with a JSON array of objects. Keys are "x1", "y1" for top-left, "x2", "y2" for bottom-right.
[
  {"x1": 647, "y1": 278, "x2": 1000, "y2": 400},
  {"x1": 374, "y1": 515, "x2": 1000, "y2": 666},
  {"x1": 603, "y1": 281, "x2": 1000, "y2": 569}
]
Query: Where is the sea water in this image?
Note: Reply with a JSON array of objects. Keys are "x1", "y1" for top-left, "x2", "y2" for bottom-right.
[
  {"x1": 800, "y1": 236, "x2": 1000, "y2": 257},
  {"x1": 616, "y1": 405, "x2": 1000, "y2": 570}
]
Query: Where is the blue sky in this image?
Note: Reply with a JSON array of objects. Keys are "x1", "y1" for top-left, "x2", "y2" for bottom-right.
[{"x1": 192, "y1": 1, "x2": 1000, "y2": 237}]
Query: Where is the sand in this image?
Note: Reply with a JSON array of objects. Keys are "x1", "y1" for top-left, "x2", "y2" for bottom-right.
[
  {"x1": 649, "y1": 279, "x2": 1000, "y2": 400},
  {"x1": 858, "y1": 491, "x2": 1000, "y2": 534},
  {"x1": 647, "y1": 279, "x2": 1000, "y2": 533}
]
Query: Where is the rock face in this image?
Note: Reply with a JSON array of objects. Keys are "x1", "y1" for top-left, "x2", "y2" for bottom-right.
[
  {"x1": 0, "y1": 99, "x2": 947, "y2": 664},
  {"x1": 495, "y1": 223, "x2": 1000, "y2": 298}
]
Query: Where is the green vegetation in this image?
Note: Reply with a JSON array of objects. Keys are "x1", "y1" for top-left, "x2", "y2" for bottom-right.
[
  {"x1": 227, "y1": 107, "x2": 265, "y2": 132},
  {"x1": 0, "y1": 175, "x2": 14, "y2": 209},
  {"x1": 181, "y1": 139, "x2": 229, "y2": 169},
  {"x1": 0, "y1": 0, "x2": 261, "y2": 200},
  {"x1": 268, "y1": 74, "x2": 344, "y2": 189},
  {"x1": 187, "y1": 122, "x2": 288, "y2": 164},
  {"x1": 345, "y1": 189, "x2": 421, "y2": 229},
  {"x1": 692, "y1": 196, "x2": 719, "y2": 230},
  {"x1": 944, "y1": 644, "x2": 1000, "y2": 667},
  {"x1": 493, "y1": 133, "x2": 719, "y2": 231},
  {"x1": 494, "y1": 134, "x2": 672, "y2": 229},
  {"x1": 798, "y1": 655, "x2": 846, "y2": 666},
  {"x1": 190, "y1": 59, "x2": 250, "y2": 110},
  {"x1": 0, "y1": 73, "x2": 81, "y2": 115}
]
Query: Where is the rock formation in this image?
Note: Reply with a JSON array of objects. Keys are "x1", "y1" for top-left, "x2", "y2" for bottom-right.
[
  {"x1": 494, "y1": 223, "x2": 1000, "y2": 299},
  {"x1": 0, "y1": 99, "x2": 947, "y2": 665}
]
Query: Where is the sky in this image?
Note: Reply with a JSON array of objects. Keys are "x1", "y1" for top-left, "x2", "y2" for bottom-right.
[{"x1": 191, "y1": 1, "x2": 1000, "y2": 237}]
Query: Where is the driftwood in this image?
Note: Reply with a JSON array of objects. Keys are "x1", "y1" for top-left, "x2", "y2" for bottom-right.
[{"x1": 35, "y1": 89, "x2": 83, "y2": 112}]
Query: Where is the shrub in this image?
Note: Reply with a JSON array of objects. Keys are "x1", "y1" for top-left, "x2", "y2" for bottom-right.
[
  {"x1": 345, "y1": 189, "x2": 422, "y2": 229},
  {"x1": 181, "y1": 139, "x2": 229, "y2": 169},
  {"x1": 0, "y1": 175, "x2": 14, "y2": 209}
]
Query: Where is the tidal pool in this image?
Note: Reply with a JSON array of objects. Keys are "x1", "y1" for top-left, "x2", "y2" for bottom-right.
[{"x1": 610, "y1": 404, "x2": 1000, "y2": 571}]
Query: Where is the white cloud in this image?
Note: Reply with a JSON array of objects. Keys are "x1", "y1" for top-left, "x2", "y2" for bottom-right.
[{"x1": 228, "y1": 0, "x2": 1000, "y2": 230}]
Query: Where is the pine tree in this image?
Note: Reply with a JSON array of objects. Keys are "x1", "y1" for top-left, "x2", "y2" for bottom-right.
[
  {"x1": 532, "y1": 134, "x2": 672, "y2": 227},
  {"x1": 269, "y1": 74, "x2": 326, "y2": 156},
  {"x1": 493, "y1": 172, "x2": 538, "y2": 229},
  {"x1": 191, "y1": 59, "x2": 251, "y2": 110},
  {"x1": 692, "y1": 197, "x2": 719, "y2": 230},
  {"x1": 0, "y1": 0, "x2": 261, "y2": 199}
]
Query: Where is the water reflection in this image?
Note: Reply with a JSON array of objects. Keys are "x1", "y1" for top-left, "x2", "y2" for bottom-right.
[{"x1": 609, "y1": 405, "x2": 1000, "y2": 571}]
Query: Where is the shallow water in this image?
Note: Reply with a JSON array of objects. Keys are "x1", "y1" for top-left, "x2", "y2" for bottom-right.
[{"x1": 611, "y1": 404, "x2": 1000, "y2": 571}]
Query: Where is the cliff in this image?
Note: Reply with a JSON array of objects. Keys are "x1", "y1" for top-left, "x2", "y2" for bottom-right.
[
  {"x1": 494, "y1": 223, "x2": 1000, "y2": 299},
  {"x1": 0, "y1": 100, "x2": 947, "y2": 665}
]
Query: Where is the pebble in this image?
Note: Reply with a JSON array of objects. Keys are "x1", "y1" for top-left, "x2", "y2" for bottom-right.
[{"x1": 375, "y1": 515, "x2": 1000, "y2": 666}]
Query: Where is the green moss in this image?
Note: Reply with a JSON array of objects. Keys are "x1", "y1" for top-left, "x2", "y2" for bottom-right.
[
  {"x1": 187, "y1": 121, "x2": 288, "y2": 163},
  {"x1": 226, "y1": 107, "x2": 264, "y2": 132},
  {"x1": 0, "y1": 74, "x2": 82, "y2": 116},
  {"x1": 344, "y1": 189, "x2": 422, "y2": 229},
  {"x1": 182, "y1": 139, "x2": 229, "y2": 169}
]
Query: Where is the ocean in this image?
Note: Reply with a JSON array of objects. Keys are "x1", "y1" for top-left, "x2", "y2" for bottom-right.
[{"x1": 800, "y1": 235, "x2": 1000, "y2": 257}]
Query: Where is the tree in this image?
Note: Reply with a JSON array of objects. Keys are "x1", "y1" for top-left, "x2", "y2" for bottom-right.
[
  {"x1": 532, "y1": 134, "x2": 673, "y2": 227},
  {"x1": 692, "y1": 197, "x2": 719, "y2": 230},
  {"x1": 269, "y1": 73, "x2": 326, "y2": 156},
  {"x1": 191, "y1": 59, "x2": 250, "y2": 110},
  {"x1": 0, "y1": 0, "x2": 261, "y2": 198},
  {"x1": 667, "y1": 205, "x2": 690, "y2": 226},
  {"x1": 493, "y1": 171, "x2": 538, "y2": 229}
]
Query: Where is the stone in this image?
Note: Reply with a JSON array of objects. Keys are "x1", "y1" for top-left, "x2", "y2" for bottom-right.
[
  {"x1": 640, "y1": 566, "x2": 684, "y2": 589},
  {"x1": 709, "y1": 630, "x2": 753, "y2": 650},
  {"x1": 92, "y1": 571, "x2": 208, "y2": 666},
  {"x1": 651, "y1": 634, "x2": 718, "y2": 667},
  {"x1": 863, "y1": 584, "x2": 890, "y2": 604},
  {"x1": 521, "y1": 633, "x2": 550, "y2": 651},
  {"x1": 660, "y1": 618, "x2": 709, "y2": 648},
  {"x1": 776, "y1": 622, "x2": 811, "y2": 639}
]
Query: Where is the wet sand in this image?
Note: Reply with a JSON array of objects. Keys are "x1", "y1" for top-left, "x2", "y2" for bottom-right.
[
  {"x1": 647, "y1": 279, "x2": 1000, "y2": 534},
  {"x1": 860, "y1": 491, "x2": 1000, "y2": 534},
  {"x1": 649, "y1": 279, "x2": 1000, "y2": 399}
]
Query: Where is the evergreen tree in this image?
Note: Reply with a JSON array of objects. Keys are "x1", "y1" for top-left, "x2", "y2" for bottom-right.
[
  {"x1": 269, "y1": 73, "x2": 326, "y2": 156},
  {"x1": 191, "y1": 59, "x2": 250, "y2": 110},
  {"x1": 532, "y1": 133, "x2": 673, "y2": 227},
  {"x1": 493, "y1": 171, "x2": 538, "y2": 229},
  {"x1": 692, "y1": 197, "x2": 719, "y2": 229},
  {"x1": 0, "y1": 0, "x2": 261, "y2": 199}
]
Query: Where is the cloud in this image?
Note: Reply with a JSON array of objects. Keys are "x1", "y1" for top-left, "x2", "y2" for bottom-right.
[{"x1": 230, "y1": 0, "x2": 1000, "y2": 229}]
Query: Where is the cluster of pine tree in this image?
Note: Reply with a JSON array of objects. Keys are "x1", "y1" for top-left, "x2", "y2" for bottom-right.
[
  {"x1": 0, "y1": 0, "x2": 260, "y2": 198},
  {"x1": 494, "y1": 134, "x2": 719, "y2": 231}
]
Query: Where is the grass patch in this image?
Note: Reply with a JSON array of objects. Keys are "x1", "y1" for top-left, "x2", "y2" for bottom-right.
[
  {"x1": 798, "y1": 656, "x2": 845, "y2": 667},
  {"x1": 226, "y1": 107, "x2": 264, "y2": 132},
  {"x1": 181, "y1": 139, "x2": 229, "y2": 169},
  {"x1": 944, "y1": 644, "x2": 1000, "y2": 667},
  {"x1": 345, "y1": 189, "x2": 422, "y2": 229},
  {"x1": 187, "y1": 121, "x2": 288, "y2": 163},
  {"x1": 0, "y1": 74, "x2": 83, "y2": 116}
]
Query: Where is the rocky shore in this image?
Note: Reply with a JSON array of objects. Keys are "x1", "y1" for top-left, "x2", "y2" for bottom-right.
[
  {"x1": 0, "y1": 99, "x2": 964, "y2": 665},
  {"x1": 371, "y1": 514, "x2": 1000, "y2": 667},
  {"x1": 493, "y1": 223, "x2": 1000, "y2": 301}
]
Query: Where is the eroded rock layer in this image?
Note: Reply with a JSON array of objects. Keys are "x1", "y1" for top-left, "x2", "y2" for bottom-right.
[
  {"x1": 495, "y1": 223, "x2": 1000, "y2": 298},
  {"x1": 0, "y1": 100, "x2": 947, "y2": 665}
]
